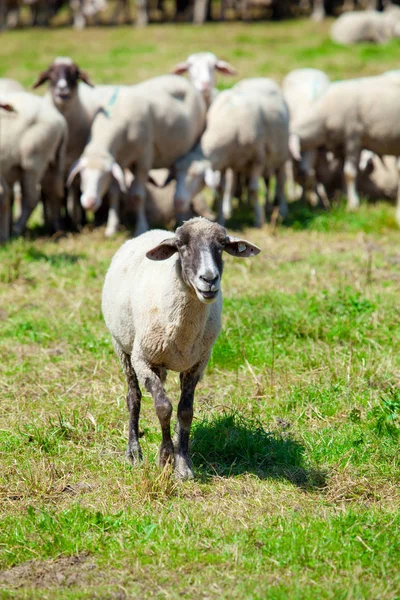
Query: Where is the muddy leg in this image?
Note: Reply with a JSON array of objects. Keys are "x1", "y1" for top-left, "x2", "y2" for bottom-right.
[
  {"x1": 13, "y1": 170, "x2": 40, "y2": 237},
  {"x1": 174, "y1": 362, "x2": 204, "y2": 480},
  {"x1": 132, "y1": 353, "x2": 173, "y2": 467}
]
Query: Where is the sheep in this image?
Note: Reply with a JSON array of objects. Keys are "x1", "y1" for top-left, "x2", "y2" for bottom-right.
[
  {"x1": 102, "y1": 217, "x2": 260, "y2": 479},
  {"x1": 283, "y1": 68, "x2": 331, "y2": 207},
  {"x1": 67, "y1": 75, "x2": 206, "y2": 237},
  {"x1": 310, "y1": 0, "x2": 379, "y2": 21},
  {"x1": 331, "y1": 6, "x2": 400, "y2": 44},
  {"x1": 289, "y1": 75, "x2": 400, "y2": 222},
  {"x1": 200, "y1": 77, "x2": 290, "y2": 227},
  {"x1": 32, "y1": 57, "x2": 122, "y2": 227},
  {"x1": 0, "y1": 91, "x2": 68, "y2": 238},
  {"x1": 172, "y1": 52, "x2": 236, "y2": 108}
]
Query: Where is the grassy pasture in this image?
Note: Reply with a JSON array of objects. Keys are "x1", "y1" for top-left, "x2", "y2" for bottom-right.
[{"x1": 1, "y1": 18, "x2": 400, "y2": 599}]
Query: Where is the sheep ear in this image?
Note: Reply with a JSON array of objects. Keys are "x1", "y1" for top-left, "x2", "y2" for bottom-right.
[
  {"x1": 67, "y1": 158, "x2": 86, "y2": 186},
  {"x1": 32, "y1": 69, "x2": 51, "y2": 89},
  {"x1": 146, "y1": 238, "x2": 179, "y2": 261},
  {"x1": 78, "y1": 68, "x2": 94, "y2": 87},
  {"x1": 172, "y1": 62, "x2": 190, "y2": 75},
  {"x1": 111, "y1": 162, "x2": 127, "y2": 192},
  {"x1": 224, "y1": 236, "x2": 261, "y2": 258},
  {"x1": 215, "y1": 60, "x2": 236, "y2": 75},
  {"x1": 289, "y1": 134, "x2": 301, "y2": 162}
]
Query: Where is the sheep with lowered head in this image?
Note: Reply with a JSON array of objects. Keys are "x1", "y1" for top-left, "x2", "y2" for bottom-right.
[
  {"x1": 331, "y1": 6, "x2": 400, "y2": 45},
  {"x1": 289, "y1": 75, "x2": 400, "y2": 221},
  {"x1": 102, "y1": 217, "x2": 260, "y2": 480}
]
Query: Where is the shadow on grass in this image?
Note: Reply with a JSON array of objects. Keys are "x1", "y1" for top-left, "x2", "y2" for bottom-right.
[
  {"x1": 24, "y1": 247, "x2": 83, "y2": 266},
  {"x1": 191, "y1": 413, "x2": 327, "y2": 491},
  {"x1": 224, "y1": 198, "x2": 326, "y2": 232}
]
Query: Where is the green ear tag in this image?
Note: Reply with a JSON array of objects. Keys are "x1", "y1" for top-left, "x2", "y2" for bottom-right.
[{"x1": 238, "y1": 243, "x2": 247, "y2": 253}]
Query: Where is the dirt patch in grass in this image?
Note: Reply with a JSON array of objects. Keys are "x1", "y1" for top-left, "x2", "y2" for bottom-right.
[{"x1": 0, "y1": 553, "x2": 98, "y2": 589}]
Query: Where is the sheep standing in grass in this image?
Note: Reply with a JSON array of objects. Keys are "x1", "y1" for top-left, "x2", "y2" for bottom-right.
[
  {"x1": 32, "y1": 57, "x2": 121, "y2": 228},
  {"x1": 0, "y1": 92, "x2": 68, "y2": 238},
  {"x1": 68, "y1": 75, "x2": 206, "y2": 237},
  {"x1": 201, "y1": 77, "x2": 289, "y2": 227},
  {"x1": 290, "y1": 75, "x2": 400, "y2": 223},
  {"x1": 102, "y1": 217, "x2": 260, "y2": 480}
]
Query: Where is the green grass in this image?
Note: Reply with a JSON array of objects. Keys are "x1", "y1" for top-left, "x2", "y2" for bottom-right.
[{"x1": 1, "y1": 19, "x2": 400, "y2": 600}]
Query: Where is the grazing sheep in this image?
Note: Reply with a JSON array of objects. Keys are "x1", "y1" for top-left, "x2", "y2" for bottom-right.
[
  {"x1": 331, "y1": 6, "x2": 400, "y2": 44},
  {"x1": 172, "y1": 52, "x2": 236, "y2": 107},
  {"x1": 290, "y1": 75, "x2": 400, "y2": 222},
  {"x1": 68, "y1": 75, "x2": 206, "y2": 237},
  {"x1": 0, "y1": 92, "x2": 68, "y2": 238},
  {"x1": 201, "y1": 77, "x2": 289, "y2": 227},
  {"x1": 102, "y1": 217, "x2": 261, "y2": 479}
]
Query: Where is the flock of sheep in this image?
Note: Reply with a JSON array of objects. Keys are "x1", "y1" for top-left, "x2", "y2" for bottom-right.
[
  {"x1": 1, "y1": 0, "x2": 397, "y2": 28},
  {"x1": 1, "y1": 51, "x2": 400, "y2": 244}
]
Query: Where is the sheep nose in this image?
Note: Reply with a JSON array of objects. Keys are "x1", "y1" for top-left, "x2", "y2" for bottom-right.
[
  {"x1": 81, "y1": 196, "x2": 97, "y2": 210},
  {"x1": 200, "y1": 273, "x2": 219, "y2": 286}
]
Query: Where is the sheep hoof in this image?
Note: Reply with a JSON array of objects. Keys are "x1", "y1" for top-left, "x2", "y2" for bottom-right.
[
  {"x1": 126, "y1": 443, "x2": 143, "y2": 465},
  {"x1": 158, "y1": 441, "x2": 174, "y2": 468},
  {"x1": 174, "y1": 454, "x2": 194, "y2": 481},
  {"x1": 105, "y1": 228, "x2": 117, "y2": 238}
]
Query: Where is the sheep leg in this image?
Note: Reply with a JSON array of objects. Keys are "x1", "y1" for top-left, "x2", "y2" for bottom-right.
[
  {"x1": 222, "y1": 168, "x2": 235, "y2": 221},
  {"x1": 395, "y1": 158, "x2": 400, "y2": 227},
  {"x1": 131, "y1": 171, "x2": 149, "y2": 236},
  {"x1": 114, "y1": 342, "x2": 143, "y2": 463},
  {"x1": 174, "y1": 365, "x2": 202, "y2": 480},
  {"x1": 136, "y1": 0, "x2": 148, "y2": 26},
  {"x1": 41, "y1": 171, "x2": 63, "y2": 234},
  {"x1": 215, "y1": 170, "x2": 225, "y2": 226},
  {"x1": 105, "y1": 184, "x2": 120, "y2": 238},
  {"x1": 132, "y1": 354, "x2": 173, "y2": 467},
  {"x1": 344, "y1": 145, "x2": 361, "y2": 211},
  {"x1": 249, "y1": 164, "x2": 264, "y2": 228},
  {"x1": 0, "y1": 179, "x2": 10, "y2": 244},
  {"x1": 13, "y1": 171, "x2": 39, "y2": 238}
]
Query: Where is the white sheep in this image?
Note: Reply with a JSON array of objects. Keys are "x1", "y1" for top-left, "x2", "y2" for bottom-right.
[
  {"x1": 0, "y1": 91, "x2": 68, "y2": 239},
  {"x1": 68, "y1": 75, "x2": 206, "y2": 237},
  {"x1": 290, "y1": 75, "x2": 400, "y2": 223},
  {"x1": 283, "y1": 68, "x2": 331, "y2": 206},
  {"x1": 331, "y1": 6, "x2": 400, "y2": 44},
  {"x1": 172, "y1": 52, "x2": 236, "y2": 108},
  {"x1": 201, "y1": 77, "x2": 290, "y2": 227},
  {"x1": 102, "y1": 217, "x2": 260, "y2": 479}
]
